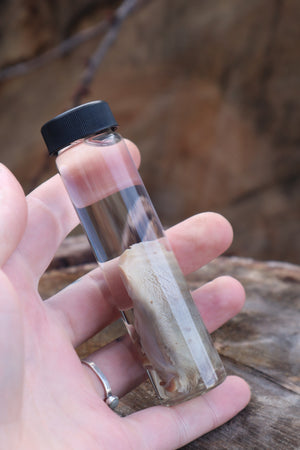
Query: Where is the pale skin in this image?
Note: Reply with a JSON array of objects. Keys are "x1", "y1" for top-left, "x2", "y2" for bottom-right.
[{"x1": 0, "y1": 141, "x2": 251, "y2": 449}]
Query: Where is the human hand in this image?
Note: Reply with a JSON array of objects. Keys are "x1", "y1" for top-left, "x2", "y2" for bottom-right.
[{"x1": 0, "y1": 145, "x2": 250, "y2": 449}]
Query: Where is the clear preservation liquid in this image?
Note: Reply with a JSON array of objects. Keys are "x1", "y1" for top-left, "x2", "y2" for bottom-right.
[
  {"x1": 76, "y1": 185, "x2": 164, "y2": 262},
  {"x1": 75, "y1": 184, "x2": 226, "y2": 404}
]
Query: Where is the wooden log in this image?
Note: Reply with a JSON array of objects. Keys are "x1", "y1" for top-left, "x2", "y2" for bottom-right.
[
  {"x1": 39, "y1": 236, "x2": 300, "y2": 449},
  {"x1": 47, "y1": 234, "x2": 94, "y2": 270}
]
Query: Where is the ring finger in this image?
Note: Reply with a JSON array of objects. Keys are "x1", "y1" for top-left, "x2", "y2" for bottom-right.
[{"x1": 80, "y1": 275, "x2": 244, "y2": 401}]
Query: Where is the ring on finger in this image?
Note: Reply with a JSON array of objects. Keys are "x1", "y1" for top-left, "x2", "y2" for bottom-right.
[{"x1": 81, "y1": 359, "x2": 119, "y2": 410}]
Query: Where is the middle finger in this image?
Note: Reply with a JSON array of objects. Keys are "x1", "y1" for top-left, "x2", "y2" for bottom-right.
[{"x1": 46, "y1": 212, "x2": 235, "y2": 347}]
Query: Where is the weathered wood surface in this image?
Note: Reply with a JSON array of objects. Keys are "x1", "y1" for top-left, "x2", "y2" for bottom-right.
[{"x1": 40, "y1": 236, "x2": 300, "y2": 449}]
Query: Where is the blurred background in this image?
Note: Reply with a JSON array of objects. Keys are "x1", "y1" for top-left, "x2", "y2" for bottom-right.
[{"x1": 0, "y1": 0, "x2": 299, "y2": 263}]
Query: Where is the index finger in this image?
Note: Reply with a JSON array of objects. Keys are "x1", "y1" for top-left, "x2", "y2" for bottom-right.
[{"x1": 17, "y1": 140, "x2": 140, "y2": 281}]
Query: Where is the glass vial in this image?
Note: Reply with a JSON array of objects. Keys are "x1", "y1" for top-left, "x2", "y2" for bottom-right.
[{"x1": 41, "y1": 101, "x2": 226, "y2": 405}]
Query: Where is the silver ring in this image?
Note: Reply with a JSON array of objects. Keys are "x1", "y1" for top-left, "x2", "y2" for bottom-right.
[{"x1": 81, "y1": 359, "x2": 119, "y2": 410}]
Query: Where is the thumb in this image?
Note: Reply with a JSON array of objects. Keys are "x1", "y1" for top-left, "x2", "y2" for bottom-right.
[{"x1": 0, "y1": 164, "x2": 27, "y2": 267}]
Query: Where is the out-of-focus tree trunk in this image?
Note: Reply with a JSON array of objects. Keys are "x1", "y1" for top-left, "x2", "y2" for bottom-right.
[{"x1": 0, "y1": 0, "x2": 299, "y2": 263}]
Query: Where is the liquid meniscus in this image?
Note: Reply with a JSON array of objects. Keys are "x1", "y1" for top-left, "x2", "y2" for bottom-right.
[{"x1": 76, "y1": 185, "x2": 164, "y2": 262}]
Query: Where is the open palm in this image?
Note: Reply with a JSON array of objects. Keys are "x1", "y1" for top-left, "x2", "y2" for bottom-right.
[{"x1": 0, "y1": 147, "x2": 250, "y2": 449}]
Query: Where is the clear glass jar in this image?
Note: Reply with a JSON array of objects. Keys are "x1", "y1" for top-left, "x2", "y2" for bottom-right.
[{"x1": 41, "y1": 101, "x2": 226, "y2": 405}]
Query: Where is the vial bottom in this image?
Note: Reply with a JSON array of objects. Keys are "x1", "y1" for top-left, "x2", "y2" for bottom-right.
[{"x1": 119, "y1": 240, "x2": 226, "y2": 405}]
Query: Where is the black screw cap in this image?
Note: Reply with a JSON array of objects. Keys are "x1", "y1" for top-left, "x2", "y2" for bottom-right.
[{"x1": 41, "y1": 100, "x2": 118, "y2": 155}]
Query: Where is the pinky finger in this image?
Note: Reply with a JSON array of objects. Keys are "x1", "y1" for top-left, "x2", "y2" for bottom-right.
[{"x1": 125, "y1": 376, "x2": 251, "y2": 449}]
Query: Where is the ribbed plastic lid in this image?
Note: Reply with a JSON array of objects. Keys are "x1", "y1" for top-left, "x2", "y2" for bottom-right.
[{"x1": 41, "y1": 100, "x2": 118, "y2": 155}]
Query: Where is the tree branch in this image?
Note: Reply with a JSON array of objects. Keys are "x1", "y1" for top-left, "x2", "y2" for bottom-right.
[
  {"x1": 0, "y1": 20, "x2": 109, "y2": 82},
  {"x1": 72, "y1": 0, "x2": 149, "y2": 106},
  {"x1": 0, "y1": 0, "x2": 149, "y2": 84}
]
